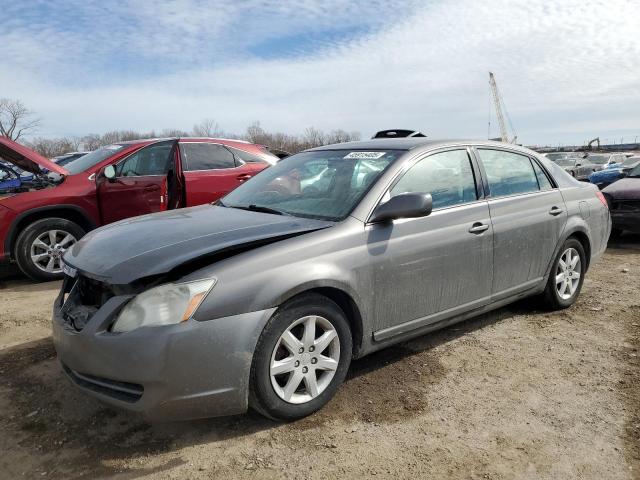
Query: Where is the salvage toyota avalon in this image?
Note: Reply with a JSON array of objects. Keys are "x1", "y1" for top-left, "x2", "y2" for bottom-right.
[{"x1": 53, "y1": 138, "x2": 611, "y2": 421}]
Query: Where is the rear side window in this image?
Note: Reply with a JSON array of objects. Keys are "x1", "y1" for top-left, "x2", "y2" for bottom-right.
[
  {"x1": 390, "y1": 149, "x2": 478, "y2": 209},
  {"x1": 478, "y1": 149, "x2": 540, "y2": 197},
  {"x1": 180, "y1": 143, "x2": 235, "y2": 170},
  {"x1": 116, "y1": 141, "x2": 174, "y2": 177}
]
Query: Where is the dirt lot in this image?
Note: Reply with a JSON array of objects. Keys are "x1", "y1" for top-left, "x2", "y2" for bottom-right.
[{"x1": 0, "y1": 237, "x2": 638, "y2": 480}]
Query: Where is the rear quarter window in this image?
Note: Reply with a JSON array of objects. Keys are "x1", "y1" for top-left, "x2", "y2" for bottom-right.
[{"x1": 229, "y1": 147, "x2": 275, "y2": 165}]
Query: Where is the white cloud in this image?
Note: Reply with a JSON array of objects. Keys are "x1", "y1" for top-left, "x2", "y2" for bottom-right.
[{"x1": 1, "y1": 0, "x2": 638, "y2": 145}]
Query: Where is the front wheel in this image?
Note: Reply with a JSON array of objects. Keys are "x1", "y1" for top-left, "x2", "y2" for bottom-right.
[
  {"x1": 540, "y1": 238, "x2": 586, "y2": 310},
  {"x1": 249, "y1": 293, "x2": 352, "y2": 421},
  {"x1": 14, "y1": 218, "x2": 84, "y2": 281}
]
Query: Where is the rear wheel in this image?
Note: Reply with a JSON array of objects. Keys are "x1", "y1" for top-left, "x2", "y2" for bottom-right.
[
  {"x1": 540, "y1": 238, "x2": 586, "y2": 310},
  {"x1": 14, "y1": 218, "x2": 84, "y2": 281},
  {"x1": 249, "y1": 293, "x2": 352, "y2": 421}
]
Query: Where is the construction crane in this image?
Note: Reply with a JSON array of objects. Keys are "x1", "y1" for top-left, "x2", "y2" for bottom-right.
[{"x1": 488, "y1": 72, "x2": 517, "y2": 143}]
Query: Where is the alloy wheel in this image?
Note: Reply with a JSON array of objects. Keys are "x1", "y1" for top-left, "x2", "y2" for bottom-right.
[
  {"x1": 269, "y1": 315, "x2": 340, "y2": 404},
  {"x1": 29, "y1": 229, "x2": 77, "y2": 274},
  {"x1": 555, "y1": 247, "x2": 581, "y2": 300}
]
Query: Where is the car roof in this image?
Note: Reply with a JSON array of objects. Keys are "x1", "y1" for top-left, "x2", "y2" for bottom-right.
[
  {"x1": 309, "y1": 138, "x2": 526, "y2": 152},
  {"x1": 116, "y1": 137, "x2": 252, "y2": 145}
]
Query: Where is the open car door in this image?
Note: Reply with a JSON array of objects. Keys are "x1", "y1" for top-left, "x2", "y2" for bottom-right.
[{"x1": 97, "y1": 140, "x2": 176, "y2": 225}]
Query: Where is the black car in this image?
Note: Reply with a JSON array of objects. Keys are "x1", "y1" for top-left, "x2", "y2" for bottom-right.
[{"x1": 602, "y1": 163, "x2": 640, "y2": 236}]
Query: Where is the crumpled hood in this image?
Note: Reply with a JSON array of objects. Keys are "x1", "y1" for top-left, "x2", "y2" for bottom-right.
[
  {"x1": 0, "y1": 136, "x2": 69, "y2": 175},
  {"x1": 63, "y1": 204, "x2": 333, "y2": 284},
  {"x1": 602, "y1": 177, "x2": 640, "y2": 200}
]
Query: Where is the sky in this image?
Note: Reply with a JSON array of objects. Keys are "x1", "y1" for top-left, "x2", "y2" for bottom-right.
[{"x1": 1, "y1": 0, "x2": 639, "y2": 146}]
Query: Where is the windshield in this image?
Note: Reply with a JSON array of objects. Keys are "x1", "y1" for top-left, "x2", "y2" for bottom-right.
[
  {"x1": 587, "y1": 155, "x2": 609, "y2": 165},
  {"x1": 64, "y1": 145, "x2": 125, "y2": 174},
  {"x1": 555, "y1": 158, "x2": 575, "y2": 167},
  {"x1": 628, "y1": 163, "x2": 640, "y2": 178},
  {"x1": 222, "y1": 149, "x2": 403, "y2": 221},
  {"x1": 623, "y1": 157, "x2": 639, "y2": 167}
]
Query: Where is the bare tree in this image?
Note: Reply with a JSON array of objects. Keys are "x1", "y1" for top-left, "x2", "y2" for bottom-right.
[
  {"x1": 192, "y1": 118, "x2": 222, "y2": 137},
  {"x1": 245, "y1": 121, "x2": 267, "y2": 144},
  {"x1": 0, "y1": 98, "x2": 41, "y2": 141},
  {"x1": 18, "y1": 120, "x2": 363, "y2": 158}
]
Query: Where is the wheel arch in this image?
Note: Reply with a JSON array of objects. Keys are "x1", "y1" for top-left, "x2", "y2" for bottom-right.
[
  {"x1": 566, "y1": 230, "x2": 591, "y2": 271},
  {"x1": 5, "y1": 205, "x2": 96, "y2": 259},
  {"x1": 277, "y1": 282, "x2": 365, "y2": 359}
]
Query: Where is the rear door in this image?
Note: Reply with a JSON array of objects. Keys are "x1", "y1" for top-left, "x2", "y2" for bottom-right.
[
  {"x1": 97, "y1": 141, "x2": 176, "y2": 224},
  {"x1": 370, "y1": 148, "x2": 493, "y2": 338},
  {"x1": 180, "y1": 142, "x2": 263, "y2": 206},
  {"x1": 475, "y1": 148, "x2": 567, "y2": 298}
]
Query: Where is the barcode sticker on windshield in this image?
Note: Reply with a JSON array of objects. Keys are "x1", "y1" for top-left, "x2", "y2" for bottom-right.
[{"x1": 344, "y1": 152, "x2": 386, "y2": 159}]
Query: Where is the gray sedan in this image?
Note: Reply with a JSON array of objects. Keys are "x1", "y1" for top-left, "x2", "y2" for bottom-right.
[{"x1": 53, "y1": 139, "x2": 611, "y2": 421}]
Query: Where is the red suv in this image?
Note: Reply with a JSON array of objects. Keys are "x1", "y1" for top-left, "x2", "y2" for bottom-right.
[{"x1": 0, "y1": 136, "x2": 276, "y2": 281}]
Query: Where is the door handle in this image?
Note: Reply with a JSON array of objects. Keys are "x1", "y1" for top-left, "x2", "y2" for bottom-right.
[
  {"x1": 468, "y1": 222, "x2": 489, "y2": 234},
  {"x1": 237, "y1": 173, "x2": 252, "y2": 182},
  {"x1": 549, "y1": 206, "x2": 564, "y2": 216}
]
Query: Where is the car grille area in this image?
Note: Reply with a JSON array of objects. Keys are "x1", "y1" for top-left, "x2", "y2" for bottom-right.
[
  {"x1": 62, "y1": 363, "x2": 143, "y2": 403},
  {"x1": 61, "y1": 275, "x2": 114, "y2": 331},
  {"x1": 611, "y1": 200, "x2": 640, "y2": 212}
]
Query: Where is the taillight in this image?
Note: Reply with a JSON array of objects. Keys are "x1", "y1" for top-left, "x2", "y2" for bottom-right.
[{"x1": 595, "y1": 190, "x2": 609, "y2": 208}]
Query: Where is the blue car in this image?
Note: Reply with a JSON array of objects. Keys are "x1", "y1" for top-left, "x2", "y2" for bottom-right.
[
  {"x1": 0, "y1": 163, "x2": 23, "y2": 192},
  {"x1": 589, "y1": 156, "x2": 640, "y2": 189}
]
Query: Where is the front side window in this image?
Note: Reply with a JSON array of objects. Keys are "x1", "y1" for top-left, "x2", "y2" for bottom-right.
[
  {"x1": 116, "y1": 141, "x2": 174, "y2": 177},
  {"x1": 389, "y1": 149, "x2": 477, "y2": 209},
  {"x1": 478, "y1": 149, "x2": 541, "y2": 197},
  {"x1": 222, "y1": 149, "x2": 403, "y2": 221},
  {"x1": 180, "y1": 143, "x2": 235, "y2": 170}
]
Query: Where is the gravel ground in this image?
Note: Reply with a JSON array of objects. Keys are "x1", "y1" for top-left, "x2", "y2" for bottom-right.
[{"x1": 0, "y1": 236, "x2": 638, "y2": 479}]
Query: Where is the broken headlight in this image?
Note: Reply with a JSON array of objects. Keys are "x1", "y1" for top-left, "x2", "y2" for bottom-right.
[{"x1": 111, "y1": 279, "x2": 216, "y2": 333}]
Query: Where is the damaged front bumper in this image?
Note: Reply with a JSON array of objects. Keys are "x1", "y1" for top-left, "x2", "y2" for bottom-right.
[{"x1": 52, "y1": 280, "x2": 275, "y2": 421}]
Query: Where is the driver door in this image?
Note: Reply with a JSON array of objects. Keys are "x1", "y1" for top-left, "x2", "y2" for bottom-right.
[
  {"x1": 97, "y1": 140, "x2": 176, "y2": 224},
  {"x1": 369, "y1": 148, "x2": 493, "y2": 338}
]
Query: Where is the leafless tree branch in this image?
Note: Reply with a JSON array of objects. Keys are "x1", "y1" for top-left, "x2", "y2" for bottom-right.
[{"x1": 0, "y1": 98, "x2": 41, "y2": 141}]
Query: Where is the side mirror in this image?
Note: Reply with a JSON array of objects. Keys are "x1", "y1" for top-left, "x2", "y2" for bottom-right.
[
  {"x1": 575, "y1": 162, "x2": 582, "y2": 167},
  {"x1": 370, "y1": 192, "x2": 433, "y2": 223},
  {"x1": 103, "y1": 165, "x2": 116, "y2": 182}
]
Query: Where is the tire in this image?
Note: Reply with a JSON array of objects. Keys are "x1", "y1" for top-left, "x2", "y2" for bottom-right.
[
  {"x1": 540, "y1": 238, "x2": 586, "y2": 310},
  {"x1": 14, "y1": 218, "x2": 85, "y2": 281},
  {"x1": 249, "y1": 293, "x2": 352, "y2": 421}
]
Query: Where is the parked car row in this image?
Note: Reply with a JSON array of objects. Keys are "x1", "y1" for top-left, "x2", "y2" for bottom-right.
[
  {"x1": 547, "y1": 152, "x2": 629, "y2": 181},
  {"x1": 52, "y1": 138, "x2": 611, "y2": 421},
  {"x1": 601, "y1": 162, "x2": 640, "y2": 236},
  {"x1": 0, "y1": 136, "x2": 278, "y2": 280},
  {"x1": 588, "y1": 156, "x2": 640, "y2": 189}
]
